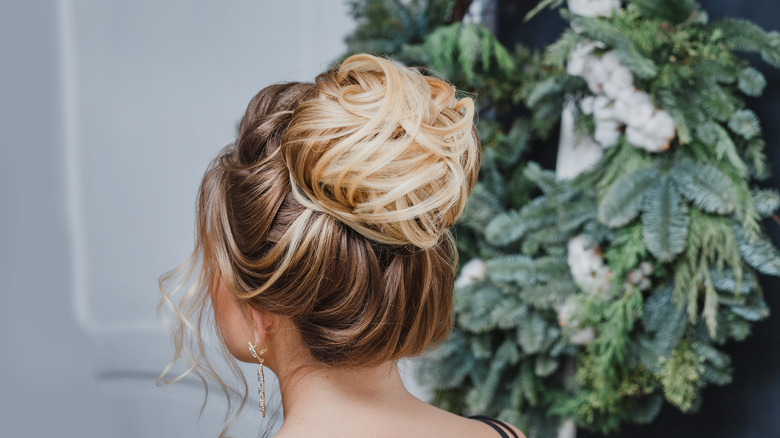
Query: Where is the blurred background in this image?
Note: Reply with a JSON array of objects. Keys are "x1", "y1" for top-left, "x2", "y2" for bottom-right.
[
  {"x1": 499, "y1": 2, "x2": 780, "y2": 437},
  {"x1": 0, "y1": 1, "x2": 354, "y2": 437}
]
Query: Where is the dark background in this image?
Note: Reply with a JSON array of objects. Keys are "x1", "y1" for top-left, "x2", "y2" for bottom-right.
[{"x1": 496, "y1": 1, "x2": 780, "y2": 437}]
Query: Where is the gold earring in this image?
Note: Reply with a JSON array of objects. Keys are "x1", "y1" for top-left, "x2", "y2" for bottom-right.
[{"x1": 248, "y1": 342, "x2": 268, "y2": 418}]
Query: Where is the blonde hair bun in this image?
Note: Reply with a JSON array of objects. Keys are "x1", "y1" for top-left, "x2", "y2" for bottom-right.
[{"x1": 280, "y1": 53, "x2": 480, "y2": 249}]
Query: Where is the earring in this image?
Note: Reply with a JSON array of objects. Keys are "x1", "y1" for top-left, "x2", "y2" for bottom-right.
[{"x1": 248, "y1": 342, "x2": 268, "y2": 418}]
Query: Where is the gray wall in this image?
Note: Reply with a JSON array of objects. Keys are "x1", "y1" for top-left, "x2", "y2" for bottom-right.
[{"x1": 0, "y1": 1, "x2": 354, "y2": 437}]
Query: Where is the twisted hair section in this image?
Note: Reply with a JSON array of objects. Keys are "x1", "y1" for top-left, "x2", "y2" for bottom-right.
[
  {"x1": 280, "y1": 53, "x2": 480, "y2": 249},
  {"x1": 158, "y1": 54, "x2": 481, "y2": 430},
  {"x1": 156, "y1": 82, "x2": 313, "y2": 436}
]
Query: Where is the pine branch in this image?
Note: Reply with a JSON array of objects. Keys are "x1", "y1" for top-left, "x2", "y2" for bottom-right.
[{"x1": 598, "y1": 164, "x2": 661, "y2": 228}]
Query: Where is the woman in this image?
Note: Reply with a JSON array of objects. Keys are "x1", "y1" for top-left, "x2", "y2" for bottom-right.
[{"x1": 159, "y1": 53, "x2": 525, "y2": 438}]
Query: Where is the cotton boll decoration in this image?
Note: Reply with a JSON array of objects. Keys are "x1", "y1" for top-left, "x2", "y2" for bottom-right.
[
  {"x1": 570, "y1": 327, "x2": 596, "y2": 345},
  {"x1": 580, "y1": 95, "x2": 596, "y2": 115},
  {"x1": 454, "y1": 258, "x2": 487, "y2": 288},
  {"x1": 613, "y1": 88, "x2": 654, "y2": 126},
  {"x1": 591, "y1": 95, "x2": 615, "y2": 121},
  {"x1": 614, "y1": 89, "x2": 676, "y2": 152},
  {"x1": 557, "y1": 301, "x2": 579, "y2": 327},
  {"x1": 462, "y1": 0, "x2": 483, "y2": 25},
  {"x1": 557, "y1": 298, "x2": 597, "y2": 345},
  {"x1": 601, "y1": 64, "x2": 634, "y2": 99},
  {"x1": 580, "y1": 51, "x2": 634, "y2": 96},
  {"x1": 625, "y1": 109, "x2": 676, "y2": 152},
  {"x1": 567, "y1": 41, "x2": 605, "y2": 77},
  {"x1": 644, "y1": 110, "x2": 676, "y2": 147},
  {"x1": 583, "y1": 55, "x2": 611, "y2": 94},
  {"x1": 594, "y1": 120, "x2": 622, "y2": 148},
  {"x1": 567, "y1": 235, "x2": 612, "y2": 296},
  {"x1": 567, "y1": 46, "x2": 677, "y2": 153},
  {"x1": 568, "y1": 0, "x2": 621, "y2": 18}
]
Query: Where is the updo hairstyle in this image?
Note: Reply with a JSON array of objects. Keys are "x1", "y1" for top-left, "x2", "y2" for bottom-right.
[{"x1": 168, "y1": 53, "x2": 480, "y2": 371}]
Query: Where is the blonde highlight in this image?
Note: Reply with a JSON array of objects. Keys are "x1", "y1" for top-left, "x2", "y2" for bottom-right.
[{"x1": 281, "y1": 54, "x2": 479, "y2": 249}]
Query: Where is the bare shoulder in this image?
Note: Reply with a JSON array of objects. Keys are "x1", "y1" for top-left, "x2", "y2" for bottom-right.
[
  {"x1": 274, "y1": 397, "x2": 527, "y2": 438},
  {"x1": 423, "y1": 403, "x2": 526, "y2": 438}
]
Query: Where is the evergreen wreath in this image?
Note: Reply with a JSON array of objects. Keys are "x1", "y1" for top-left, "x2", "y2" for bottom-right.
[{"x1": 342, "y1": 0, "x2": 780, "y2": 435}]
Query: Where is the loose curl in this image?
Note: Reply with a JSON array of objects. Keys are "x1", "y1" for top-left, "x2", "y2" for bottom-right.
[
  {"x1": 282, "y1": 54, "x2": 479, "y2": 249},
  {"x1": 158, "y1": 53, "x2": 480, "y2": 433}
]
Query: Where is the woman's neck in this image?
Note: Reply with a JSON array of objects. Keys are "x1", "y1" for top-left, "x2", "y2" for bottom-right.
[
  {"x1": 276, "y1": 361, "x2": 416, "y2": 422},
  {"x1": 261, "y1": 319, "x2": 424, "y2": 434}
]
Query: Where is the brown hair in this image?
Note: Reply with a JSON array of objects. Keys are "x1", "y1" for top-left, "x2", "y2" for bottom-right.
[{"x1": 158, "y1": 52, "x2": 480, "y2": 420}]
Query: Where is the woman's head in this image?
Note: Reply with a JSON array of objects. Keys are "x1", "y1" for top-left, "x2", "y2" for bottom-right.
[{"x1": 159, "y1": 52, "x2": 480, "y2": 409}]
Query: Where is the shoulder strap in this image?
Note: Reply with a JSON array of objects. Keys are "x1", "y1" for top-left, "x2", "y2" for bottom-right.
[{"x1": 468, "y1": 415, "x2": 519, "y2": 438}]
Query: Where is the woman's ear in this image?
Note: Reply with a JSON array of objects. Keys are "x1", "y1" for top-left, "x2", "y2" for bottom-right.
[{"x1": 248, "y1": 306, "x2": 272, "y2": 347}]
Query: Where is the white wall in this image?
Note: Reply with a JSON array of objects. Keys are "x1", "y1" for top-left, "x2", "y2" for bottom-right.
[{"x1": 0, "y1": 1, "x2": 354, "y2": 437}]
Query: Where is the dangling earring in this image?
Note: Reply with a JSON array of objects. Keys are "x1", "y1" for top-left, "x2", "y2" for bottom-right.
[{"x1": 248, "y1": 342, "x2": 268, "y2": 418}]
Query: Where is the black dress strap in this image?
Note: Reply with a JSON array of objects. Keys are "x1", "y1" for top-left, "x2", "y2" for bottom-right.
[{"x1": 468, "y1": 415, "x2": 520, "y2": 438}]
